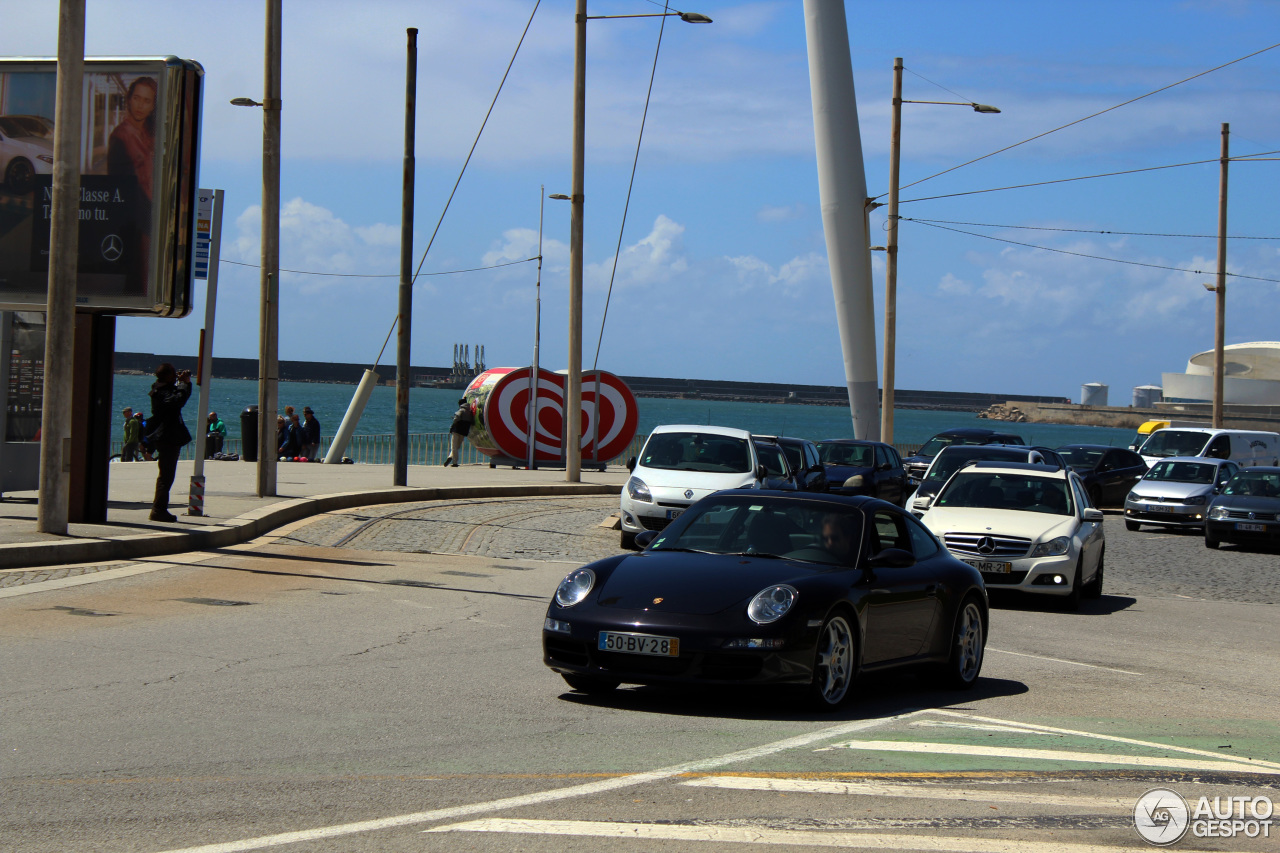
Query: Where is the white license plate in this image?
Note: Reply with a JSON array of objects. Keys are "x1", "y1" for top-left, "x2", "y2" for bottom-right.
[
  {"x1": 964, "y1": 559, "x2": 1012, "y2": 574},
  {"x1": 665, "y1": 508, "x2": 685, "y2": 520},
  {"x1": 1235, "y1": 522, "x2": 1266, "y2": 532},
  {"x1": 598, "y1": 631, "x2": 680, "y2": 657}
]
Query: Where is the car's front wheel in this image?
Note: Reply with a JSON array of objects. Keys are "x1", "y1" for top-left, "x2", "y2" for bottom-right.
[
  {"x1": 1205, "y1": 532, "x2": 1220, "y2": 549},
  {"x1": 938, "y1": 596, "x2": 985, "y2": 689},
  {"x1": 1083, "y1": 549, "x2": 1105, "y2": 599},
  {"x1": 1124, "y1": 519, "x2": 1140, "y2": 532},
  {"x1": 5, "y1": 158, "x2": 35, "y2": 195},
  {"x1": 561, "y1": 674, "x2": 620, "y2": 695},
  {"x1": 1061, "y1": 559, "x2": 1083, "y2": 612},
  {"x1": 808, "y1": 612, "x2": 856, "y2": 710}
]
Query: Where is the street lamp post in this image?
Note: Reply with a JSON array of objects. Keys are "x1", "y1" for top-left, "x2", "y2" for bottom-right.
[
  {"x1": 880, "y1": 57, "x2": 998, "y2": 444},
  {"x1": 564, "y1": 1, "x2": 710, "y2": 482}
]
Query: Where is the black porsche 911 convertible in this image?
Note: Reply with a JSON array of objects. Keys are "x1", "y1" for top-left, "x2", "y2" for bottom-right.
[{"x1": 542, "y1": 490, "x2": 988, "y2": 709}]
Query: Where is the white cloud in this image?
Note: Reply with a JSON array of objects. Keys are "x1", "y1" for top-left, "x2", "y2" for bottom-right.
[
  {"x1": 757, "y1": 204, "x2": 803, "y2": 222},
  {"x1": 586, "y1": 215, "x2": 688, "y2": 290},
  {"x1": 726, "y1": 251, "x2": 827, "y2": 296},
  {"x1": 938, "y1": 272, "x2": 972, "y2": 294}
]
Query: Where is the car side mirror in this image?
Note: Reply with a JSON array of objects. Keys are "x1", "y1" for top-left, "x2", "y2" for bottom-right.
[
  {"x1": 634, "y1": 530, "x2": 658, "y2": 549},
  {"x1": 756, "y1": 464, "x2": 768, "y2": 481},
  {"x1": 1083, "y1": 508, "x2": 1104, "y2": 522},
  {"x1": 626, "y1": 456, "x2": 637, "y2": 472},
  {"x1": 867, "y1": 547, "x2": 915, "y2": 569}
]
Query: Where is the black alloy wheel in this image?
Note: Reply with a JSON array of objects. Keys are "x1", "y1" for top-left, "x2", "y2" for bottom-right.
[{"x1": 5, "y1": 158, "x2": 35, "y2": 195}]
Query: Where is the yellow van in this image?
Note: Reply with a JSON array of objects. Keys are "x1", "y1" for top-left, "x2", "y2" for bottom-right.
[{"x1": 1127, "y1": 420, "x2": 1169, "y2": 453}]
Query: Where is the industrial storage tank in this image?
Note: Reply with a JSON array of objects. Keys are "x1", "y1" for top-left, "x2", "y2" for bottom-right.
[
  {"x1": 1081, "y1": 383, "x2": 1109, "y2": 407},
  {"x1": 1132, "y1": 385, "x2": 1163, "y2": 408}
]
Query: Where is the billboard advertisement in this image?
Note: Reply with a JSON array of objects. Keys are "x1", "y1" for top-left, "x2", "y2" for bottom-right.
[{"x1": 0, "y1": 57, "x2": 202, "y2": 316}]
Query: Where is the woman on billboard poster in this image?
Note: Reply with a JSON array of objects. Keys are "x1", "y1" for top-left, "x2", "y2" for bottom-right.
[{"x1": 106, "y1": 76, "x2": 156, "y2": 294}]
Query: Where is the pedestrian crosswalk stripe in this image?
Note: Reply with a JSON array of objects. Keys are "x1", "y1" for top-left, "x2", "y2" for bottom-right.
[
  {"x1": 427, "y1": 818, "x2": 1187, "y2": 852},
  {"x1": 681, "y1": 776, "x2": 1132, "y2": 809},
  {"x1": 818, "y1": 740, "x2": 1279, "y2": 774}
]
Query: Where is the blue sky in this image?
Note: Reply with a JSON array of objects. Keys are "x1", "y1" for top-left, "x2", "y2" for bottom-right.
[{"x1": 6, "y1": 1, "x2": 1280, "y2": 402}]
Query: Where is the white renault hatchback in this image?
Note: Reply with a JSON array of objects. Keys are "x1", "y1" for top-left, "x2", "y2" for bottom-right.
[
  {"x1": 919, "y1": 461, "x2": 1105, "y2": 610},
  {"x1": 619, "y1": 424, "x2": 764, "y2": 549}
]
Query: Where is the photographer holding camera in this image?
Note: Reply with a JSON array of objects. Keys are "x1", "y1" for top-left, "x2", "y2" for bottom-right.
[{"x1": 147, "y1": 363, "x2": 193, "y2": 522}]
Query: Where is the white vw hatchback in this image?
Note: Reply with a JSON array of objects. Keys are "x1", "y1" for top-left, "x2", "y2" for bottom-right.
[
  {"x1": 619, "y1": 424, "x2": 763, "y2": 549},
  {"x1": 919, "y1": 461, "x2": 1105, "y2": 609}
]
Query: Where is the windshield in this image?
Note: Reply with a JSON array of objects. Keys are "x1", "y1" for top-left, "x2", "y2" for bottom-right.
[
  {"x1": 1140, "y1": 430, "x2": 1209, "y2": 459},
  {"x1": 640, "y1": 432, "x2": 752, "y2": 474},
  {"x1": 925, "y1": 448, "x2": 1024, "y2": 484},
  {"x1": 1222, "y1": 471, "x2": 1280, "y2": 497},
  {"x1": 1144, "y1": 460, "x2": 1216, "y2": 484},
  {"x1": 935, "y1": 472, "x2": 1073, "y2": 515},
  {"x1": 651, "y1": 496, "x2": 863, "y2": 565},
  {"x1": 1058, "y1": 447, "x2": 1105, "y2": 470},
  {"x1": 754, "y1": 442, "x2": 789, "y2": 477},
  {"x1": 818, "y1": 442, "x2": 873, "y2": 467}
]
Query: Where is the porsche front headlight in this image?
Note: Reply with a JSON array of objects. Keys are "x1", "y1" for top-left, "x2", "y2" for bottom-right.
[
  {"x1": 1030, "y1": 536, "x2": 1070, "y2": 558},
  {"x1": 747, "y1": 585, "x2": 798, "y2": 624},
  {"x1": 554, "y1": 568, "x2": 596, "y2": 607}
]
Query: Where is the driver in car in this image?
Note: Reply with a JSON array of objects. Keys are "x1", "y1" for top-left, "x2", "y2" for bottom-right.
[{"x1": 821, "y1": 513, "x2": 858, "y2": 563}]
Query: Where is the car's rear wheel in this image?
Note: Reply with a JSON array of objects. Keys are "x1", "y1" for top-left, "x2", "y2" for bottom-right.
[
  {"x1": 5, "y1": 158, "x2": 35, "y2": 195},
  {"x1": 620, "y1": 530, "x2": 637, "y2": 550},
  {"x1": 1124, "y1": 519, "x2": 1140, "y2": 532},
  {"x1": 938, "y1": 596, "x2": 985, "y2": 689},
  {"x1": 561, "y1": 674, "x2": 620, "y2": 695},
  {"x1": 808, "y1": 612, "x2": 856, "y2": 710},
  {"x1": 1083, "y1": 549, "x2": 1105, "y2": 599}
]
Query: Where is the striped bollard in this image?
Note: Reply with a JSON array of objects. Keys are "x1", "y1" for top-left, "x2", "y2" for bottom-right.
[{"x1": 187, "y1": 475, "x2": 205, "y2": 516}]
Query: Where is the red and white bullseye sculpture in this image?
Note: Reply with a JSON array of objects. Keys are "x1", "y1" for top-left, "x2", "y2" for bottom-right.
[{"x1": 464, "y1": 367, "x2": 638, "y2": 466}]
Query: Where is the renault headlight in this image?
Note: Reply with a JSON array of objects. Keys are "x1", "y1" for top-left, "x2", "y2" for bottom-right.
[
  {"x1": 1209, "y1": 505, "x2": 1230, "y2": 520},
  {"x1": 554, "y1": 568, "x2": 596, "y2": 607},
  {"x1": 747, "y1": 585, "x2": 798, "y2": 624},
  {"x1": 626, "y1": 477, "x2": 652, "y2": 503},
  {"x1": 1030, "y1": 536, "x2": 1070, "y2": 558}
]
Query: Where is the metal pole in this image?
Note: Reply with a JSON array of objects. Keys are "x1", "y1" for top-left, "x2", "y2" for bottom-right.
[
  {"x1": 394, "y1": 28, "x2": 417, "y2": 487},
  {"x1": 567, "y1": 0, "x2": 587, "y2": 481},
  {"x1": 880, "y1": 58, "x2": 902, "y2": 445},
  {"x1": 37, "y1": 0, "x2": 85, "y2": 534},
  {"x1": 1213, "y1": 122, "x2": 1228, "y2": 429},
  {"x1": 527, "y1": 186, "x2": 544, "y2": 470},
  {"x1": 256, "y1": 0, "x2": 281, "y2": 496},
  {"x1": 188, "y1": 189, "x2": 225, "y2": 515}
]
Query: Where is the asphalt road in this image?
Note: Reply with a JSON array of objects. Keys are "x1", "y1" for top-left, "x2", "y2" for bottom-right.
[{"x1": 3, "y1": 498, "x2": 1279, "y2": 853}]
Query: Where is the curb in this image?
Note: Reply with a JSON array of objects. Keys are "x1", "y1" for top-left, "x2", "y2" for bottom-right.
[{"x1": 0, "y1": 483, "x2": 622, "y2": 571}]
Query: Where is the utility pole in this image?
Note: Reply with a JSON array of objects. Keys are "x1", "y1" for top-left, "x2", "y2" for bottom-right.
[
  {"x1": 37, "y1": 0, "x2": 85, "y2": 534},
  {"x1": 394, "y1": 28, "x2": 417, "y2": 487},
  {"x1": 880, "y1": 57, "x2": 903, "y2": 445},
  {"x1": 1212, "y1": 122, "x2": 1229, "y2": 429},
  {"x1": 256, "y1": 0, "x2": 281, "y2": 496},
  {"x1": 566, "y1": 0, "x2": 587, "y2": 482}
]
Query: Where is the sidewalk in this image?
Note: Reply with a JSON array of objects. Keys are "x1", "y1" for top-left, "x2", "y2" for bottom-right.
[{"x1": 0, "y1": 458, "x2": 627, "y2": 570}]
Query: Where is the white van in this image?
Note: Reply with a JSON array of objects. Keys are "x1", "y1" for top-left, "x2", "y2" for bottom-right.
[
  {"x1": 1139, "y1": 427, "x2": 1280, "y2": 469},
  {"x1": 619, "y1": 424, "x2": 764, "y2": 549}
]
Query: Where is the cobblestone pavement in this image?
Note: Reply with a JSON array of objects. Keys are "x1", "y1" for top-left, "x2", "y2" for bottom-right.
[
  {"x1": 0, "y1": 562, "x2": 133, "y2": 588},
  {"x1": 279, "y1": 495, "x2": 625, "y2": 565},
  {"x1": 284, "y1": 500, "x2": 1279, "y2": 605}
]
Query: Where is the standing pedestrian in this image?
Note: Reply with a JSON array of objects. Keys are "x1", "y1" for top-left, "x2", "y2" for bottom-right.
[
  {"x1": 301, "y1": 406, "x2": 321, "y2": 461},
  {"x1": 121, "y1": 407, "x2": 140, "y2": 461},
  {"x1": 276, "y1": 414, "x2": 299, "y2": 459},
  {"x1": 445, "y1": 397, "x2": 473, "y2": 467},
  {"x1": 146, "y1": 363, "x2": 192, "y2": 522}
]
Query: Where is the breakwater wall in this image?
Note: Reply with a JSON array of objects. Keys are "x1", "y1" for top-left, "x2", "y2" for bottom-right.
[{"x1": 997, "y1": 401, "x2": 1280, "y2": 431}]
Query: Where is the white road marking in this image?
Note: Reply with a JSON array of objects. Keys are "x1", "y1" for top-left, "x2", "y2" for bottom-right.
[
  {"x1": 986, "y1": 647, "x2": 1141, "y2": 675},
  {"x1": 912, "y1": 720, "x2": 1051, "y2": 735},
  {"x1": 427, "y1": 818, "x2": 1179, "y2": 852},
  {"x1": 150, "y1": 710, "x2": 929, "y2": 853},
  {"x1": 681, "y1": 776, "x2": 1132, "y2": 809},
  {"x1": 931, "y1": 710, "x2": 1280, "y2": 772},
  {"x1": 818, "y1": 740, "x2": 1280, "y2": 774}
]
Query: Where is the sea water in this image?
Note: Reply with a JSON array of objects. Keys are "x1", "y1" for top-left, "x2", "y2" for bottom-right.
[{"x1": 110, "y1": 373, "x2": 1133, "y2": 450}]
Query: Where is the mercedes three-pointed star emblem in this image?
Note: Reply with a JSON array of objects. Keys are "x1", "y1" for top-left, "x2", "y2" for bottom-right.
[{"x1": 101, "y1": 233, "x2": 124, "y2": 262}]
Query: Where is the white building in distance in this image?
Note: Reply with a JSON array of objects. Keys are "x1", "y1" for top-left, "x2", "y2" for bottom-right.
[{"x1": 1162, "y1": 342, "x2": 1280, "y2": 404}]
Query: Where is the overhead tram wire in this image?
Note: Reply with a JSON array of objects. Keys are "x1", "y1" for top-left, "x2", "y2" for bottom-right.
[
  {"x1": 909, "y1": 219, "x2": 1280, "y2": 284},
  {"x1": 897, "y1": 151, "x2": 1280, "y2": 205},
  {"x1": 900, "y1": 217, "x2": 1280, "y2": 242},
  {"x1": 592, "y1": 1, "x2": 671, "y2": 376},
  {"x1": 870, "y1": 40, "x2": 1280, "y2": 201},
  {"x1": 220, "y1": 256, "x2": 537, "y2": 279},
  {"x1": 372, "y1": 0, "x2": 542, "y2": 368}
]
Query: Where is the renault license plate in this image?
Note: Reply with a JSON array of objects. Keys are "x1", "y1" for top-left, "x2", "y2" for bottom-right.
[
  {"x1": 666, "y1": 508, "x2": 684, "y2": 520},
  {"x1": 598, "y1": 631, "x2": 679, "y2": 657},
  {"x1": 963, "y1": 559, "x2": 1012, "y2": 574}
]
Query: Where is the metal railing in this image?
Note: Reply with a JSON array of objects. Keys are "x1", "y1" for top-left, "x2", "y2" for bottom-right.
[{"x1": 108, "y1": 434, "x2": 915, "y2": 467}]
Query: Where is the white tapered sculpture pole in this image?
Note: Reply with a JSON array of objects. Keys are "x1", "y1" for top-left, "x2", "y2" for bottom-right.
[{"x1": 802, "y1": 0, "x2": 880, "y2": 440}]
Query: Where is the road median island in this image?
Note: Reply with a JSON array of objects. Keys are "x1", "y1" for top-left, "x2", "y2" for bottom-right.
[{"x1": 0, "y1": 483, "x2": 621, "y2": 572}]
